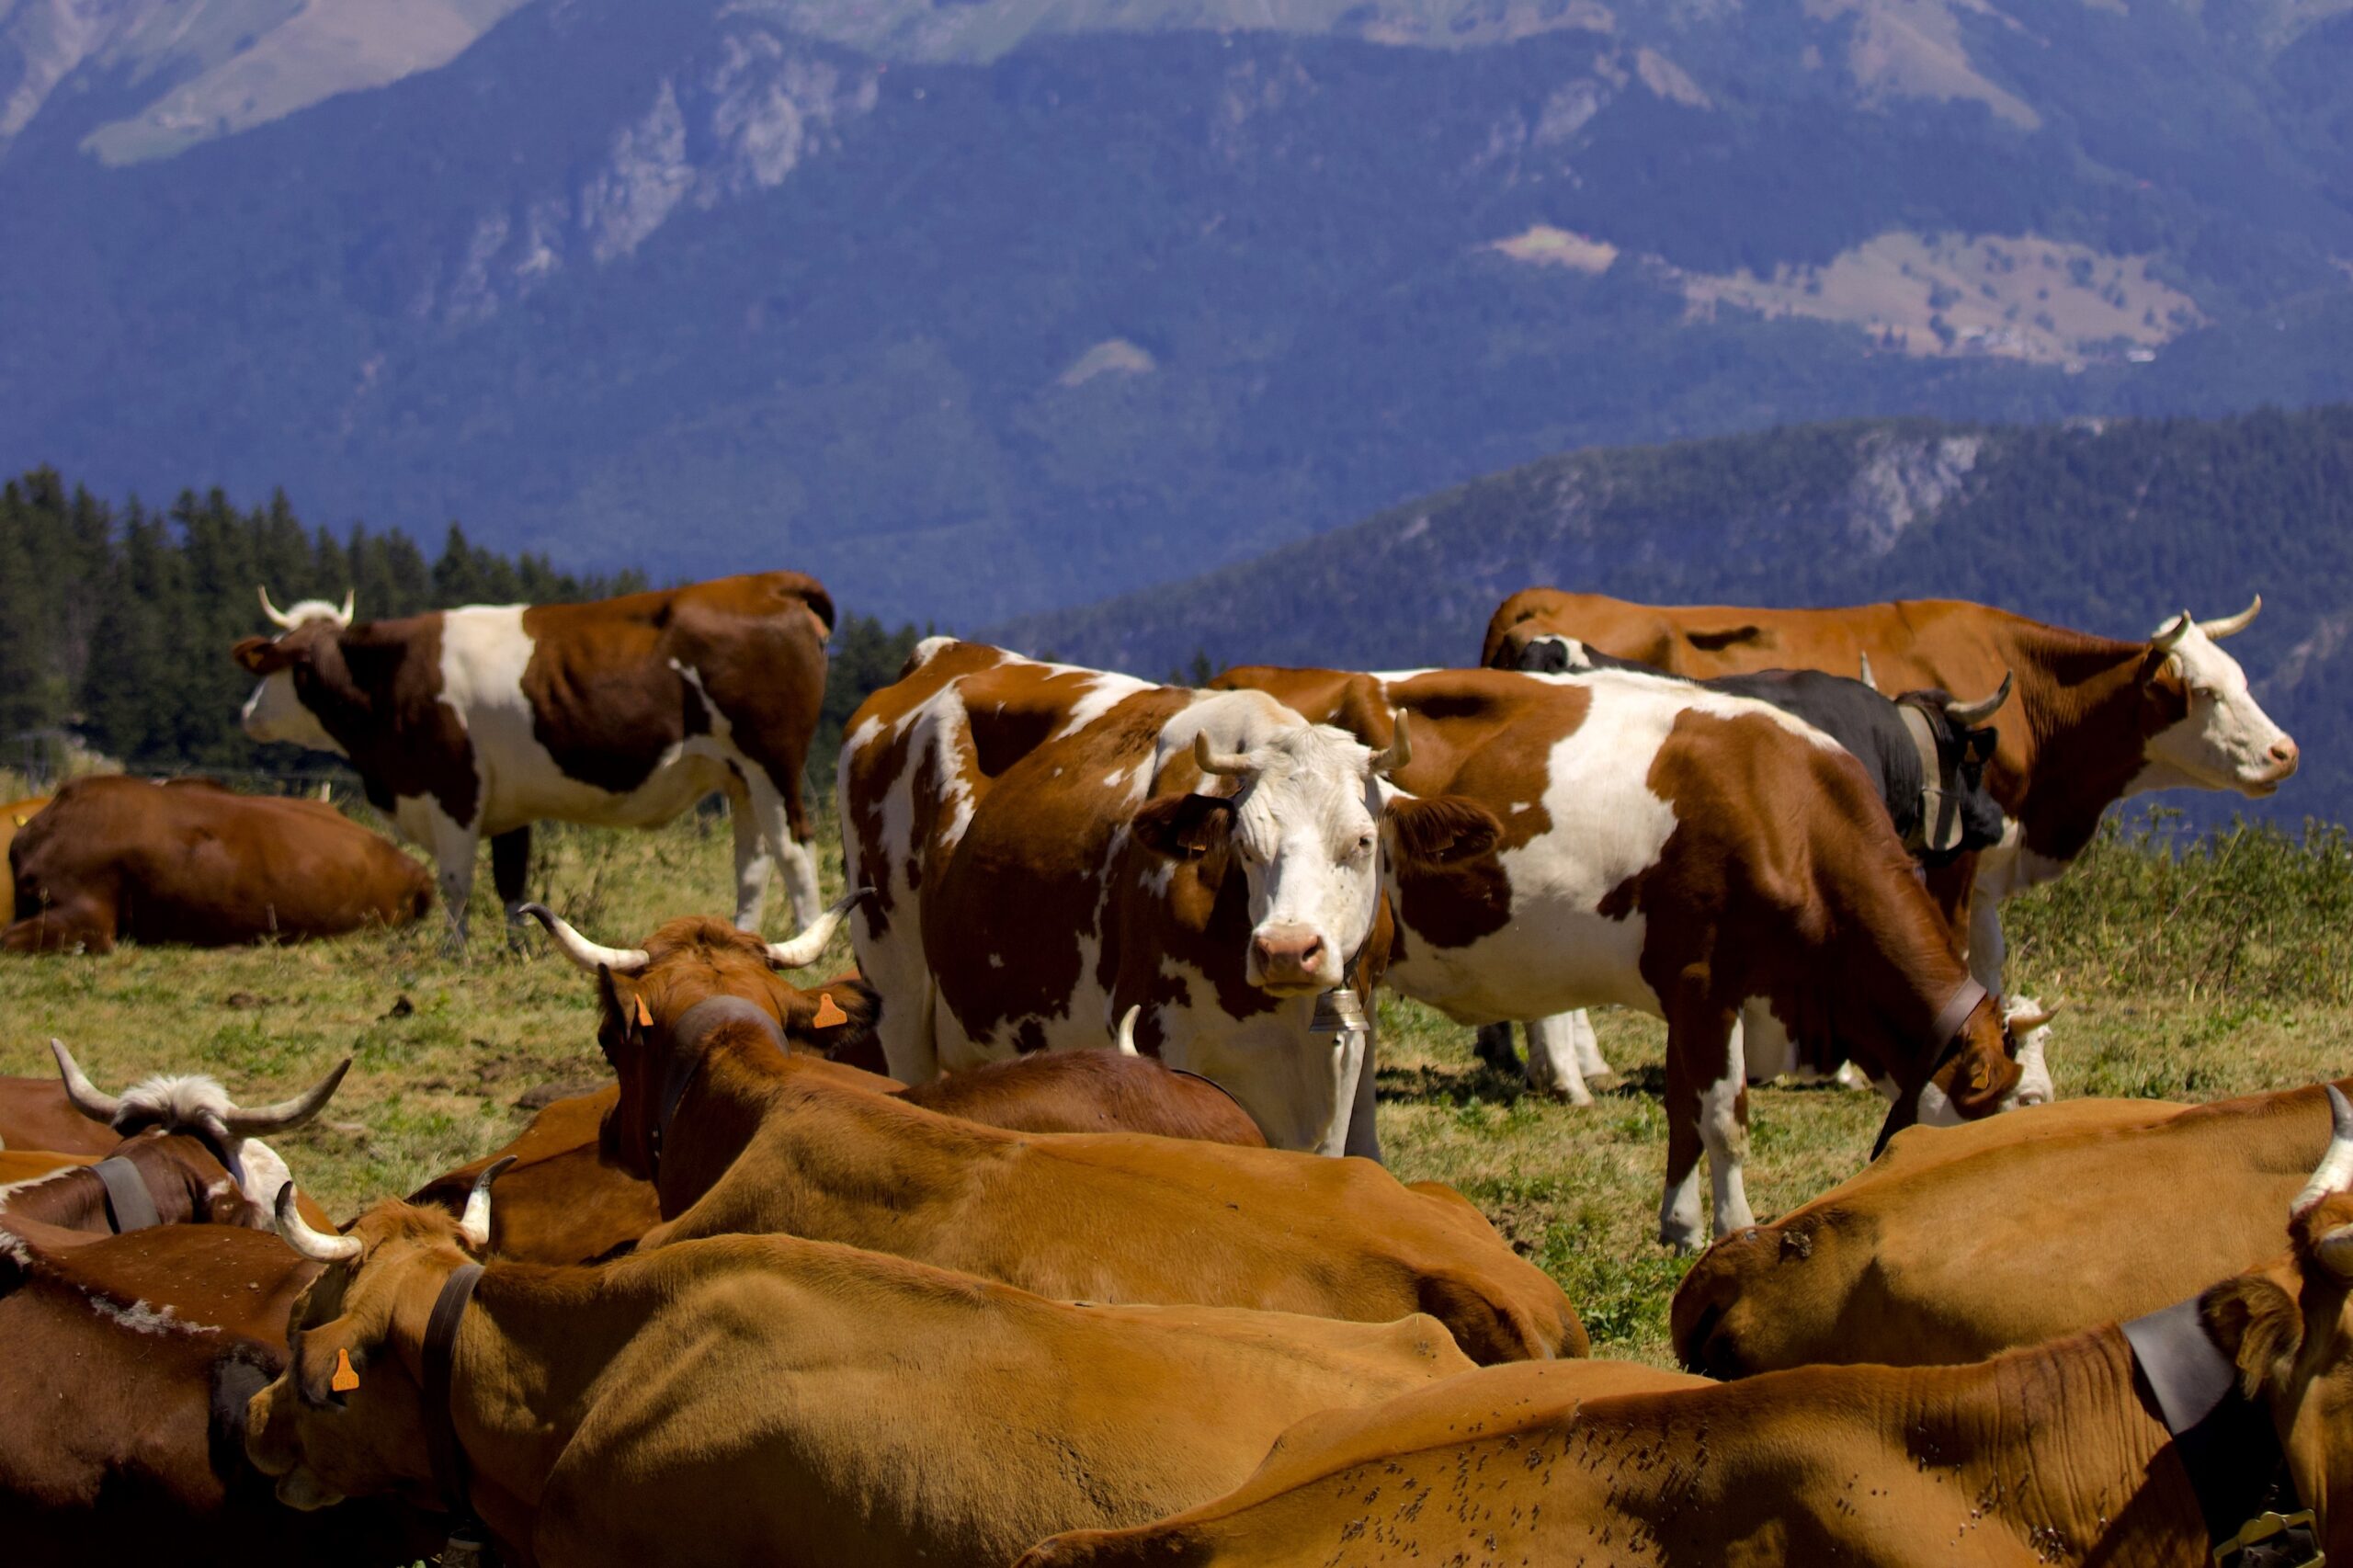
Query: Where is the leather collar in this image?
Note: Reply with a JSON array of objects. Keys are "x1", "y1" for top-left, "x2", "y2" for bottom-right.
[
  {"x1": 1870, "y1": 976, "x2": 1994, "y2": 1158},
  {"x1": 2122, "y1": 1296, "x2": 2319, "y2": 1564},
  {"x1": 1894, "y1": 703, "x2": 1962, "y2": 854},
  {"x1": 89, "y1": 1155, "x2": 162, "y2": 1233},
  {"x1": 648, "y1": 996, "x2": 786, "y2": 1176},
  {"x1": 421, "y1": 1262, "x2": 485, "y2": 1522}
]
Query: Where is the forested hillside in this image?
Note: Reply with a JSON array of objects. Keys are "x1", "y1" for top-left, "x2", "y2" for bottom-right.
[
  {"x1": 0, "y1": 470, "x2": 919, "y2": 786},
  {"x1": 995, "y1": 403, "x2": 2353, "y2": 824},
  {"x1": 6, "y1": 0, "x2": 2353, "y2": 627}
]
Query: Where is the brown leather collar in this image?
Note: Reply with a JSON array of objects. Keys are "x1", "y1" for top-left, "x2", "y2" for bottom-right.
[{"x1": 421, "y1": 1262, "x2": 485, "y2": 1521}]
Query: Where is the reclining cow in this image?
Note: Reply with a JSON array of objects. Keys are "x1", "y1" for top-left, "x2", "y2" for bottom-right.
[
  {"x1": 6, "y1": 775, "x2": 431, "y2": 952},
  {"x1": 1671, "y1": 1076, "x2": 2353, "y2": 1377},
  {"x1": 839, "y1": 638, "x2": 1500, "y2": 1157},
  {"x1": 0, "y1": 1221, "x2": 442, "y2": 1567},
  {"x1": 1217, "y1": 665, "x2": 2029, "y2": 1247},
  {"x1": 1021, "y1": 1099, "x2": 2353, "y2": 1567},
  {"x1": 526, "y1": 902, "x2": 1583, "y2": 1363},
  {"x1": 232, "y1": 574, "x2": 833, "y2": 944},
  {"x1": 1483, "y1": 591, "x2": 2298, "y2": 1009},
  {"x1": 248, "y1": 1176, "x2": 1479, "y2": 1568},
  {"x1": 1495, "y1": 633, "x2": 2022, "y2": 1095}
]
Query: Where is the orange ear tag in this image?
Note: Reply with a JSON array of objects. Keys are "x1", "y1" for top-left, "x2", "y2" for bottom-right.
[
  {"x1": 813, "y1": 994, "x2": 848, "y2": 1028},
  {"x1": 331, "y1": 1346, "x2": 360, "y2": 1393},
  {"x1": 633, "y1": 994, "x2": 653, "y2": 1028}
]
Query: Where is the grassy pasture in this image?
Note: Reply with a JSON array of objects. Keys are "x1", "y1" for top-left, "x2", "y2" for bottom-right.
[{"x1": 2, "y1": 801, "x2": 2347, "y2": 1365}]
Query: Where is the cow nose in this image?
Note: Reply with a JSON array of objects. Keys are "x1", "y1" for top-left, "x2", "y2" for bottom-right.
[
  {"x1": 2269, "y1": 736, "x2": 2301, "y2": 773},
  {"x1": 1251, "y1": 928, "x2": 1326, "y2": 982}
]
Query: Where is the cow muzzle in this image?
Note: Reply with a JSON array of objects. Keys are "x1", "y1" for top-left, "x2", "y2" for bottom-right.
[{"x1": 1248, "y1": 925, "x2": 1335, "y2": 994}]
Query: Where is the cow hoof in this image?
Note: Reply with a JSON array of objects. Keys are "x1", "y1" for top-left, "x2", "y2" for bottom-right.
[{"x1": 1536, "y1": 1084, "x2": 1596, "y2": 1108}]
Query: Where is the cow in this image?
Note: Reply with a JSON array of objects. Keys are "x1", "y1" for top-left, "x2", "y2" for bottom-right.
[
  {"x1": 1019, "y1": 1106, "x2": 2353, "y2": 1568},
  {"x1": 1482, "y1": 590, "x2": 2299, "y2": 1004},
  {"x1": 1, "y1": 1129, "x2": 282, "y2": 1235},
  {"x1": 0, "y1": 1221, "x2": 443, "y2": 1567},
  {"x1": 248, "y1": 1181, "x2": 1478, "y2": 1568},
  {"x1": 6, "y1": 775, "x2": 431, "y2": 952},
  {"x1": 1493, "y1": 633, "x2": 2019, "y2": 1095},
  {"x1": 526, "y1": 902, "x2": 1584, "y2": 1363},
  {"x1": 1670, "y1": 1076, "x2": 2353, "y2": 1377},
  {"x1": 0, "y1": 793, "x2": 46, "y2": 860},
  {"x1": 0, "y1": 1042, "x2": 348, "y2": 1230},
  {"x1": 232, "y1": 574, "x2": 833, "y2": 945},
  {"x1": 1216, "y1": 665, "x2": 2029, "y2": 1247},
  {"x1": 404, "y1": 1086, "x2": 663, "y2": 1266},
  {"x1": 839, "y1": 638, "x2": 1500, "y2": 1157}
]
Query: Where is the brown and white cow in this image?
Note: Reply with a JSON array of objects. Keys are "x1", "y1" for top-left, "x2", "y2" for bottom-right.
[
  {"x1": 1218, "y1": 665, "x2": 2025, "y2": 1247},
  {"x1": 1020, "y1": 1119, "x2": 2353, "y2": 1567},
  {"x1": 233, "y1": 574, "x2": 833, "y2": 943},
  {"x1": 1482, "y1": 590, "x2": 2299, "y2": 1000},
  {"x1": 6, "y1": 776, "x2": 431, "y2": 952},
  {"x1": 838, "y1": 638, "x2": 1498, "y2": 1156}
]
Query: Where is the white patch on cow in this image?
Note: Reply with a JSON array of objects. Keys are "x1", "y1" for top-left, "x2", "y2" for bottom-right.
[
  {"x1": 241, "y1": 666, "x2": 343, "y2": 754},
  {"x1": 1736, "y1": 1002, "x2": 1799, "y2": 1083},
  {"x1": 2130, "y1": 617, "x2": 2297, "y2": 799},
  {"x1": 235, "y1": 1137, "x2": 294, "y2": 1220},
  {"x1": 1052, "y1": 671, "x2": 1154, "y2": 740},
  {"x1": 1147, "y1": 972, "x2": 1358, "y2": 1153},
  {"x1": 906, "y1": 635, "x2": 962, "y2": 671},
  {"x1": 986, "y1": 953, "x2": 1004, "y2": 970},
  {"x1": 0, "y1": 1229, "x2": 33, "y2": 1265},
  {"x1": 87, "y1": 1295, "x2": 214, "y2": 1336},
  {"x1": 2006, "y1": 994, "x2": 2055, "y2": 1108},
  {"x1": 0, "y1": 1163, "x2": 87, "y2": 1205}
]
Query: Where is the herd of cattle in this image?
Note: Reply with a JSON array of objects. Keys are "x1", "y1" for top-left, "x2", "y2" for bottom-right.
[{"x1": 3, "y1": 571, "x2": 2345, "y2": 1565}]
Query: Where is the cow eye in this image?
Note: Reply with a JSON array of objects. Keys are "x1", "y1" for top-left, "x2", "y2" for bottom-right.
[{"x1": 1350, "y1": 832, "x2": 1375, "y2": 858}]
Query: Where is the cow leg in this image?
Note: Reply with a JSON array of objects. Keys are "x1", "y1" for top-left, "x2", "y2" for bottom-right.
[
  {"x1": 1472, "y1": 1023, "x2": 1523, "y2": 1075},
  {"x1": 1521, "y1": 1013, "x2": 1594, "y2": 1106},
  {"x1": 736, "y1": 768, "x2": 823, "y2": 933},
  {"x1": 1572, "y1": 1009, "x2": 1613, "y2": 1078},
  {"x1": 723, "y1": 775, "x2": 775, "y2": 931},
  {"x1": 1342, "y1": 1011, "x2": 1383, "y2": 1164},
  {"x1": 1968, "y1": 881, "x2": 2008, "y2": 994},
  {"x1": 491, "y1": 826, "x2": 532, "y2": 949},
  {"x1": 424, "y1": 809, "x2": 481, "y2": 949},
  {"x1": 1706, "y1": 1017, "x2": 1757, "y2": 1237},
  {"x1": 1659, "y1": 997, "x2": 1739, "y2": 1250}
]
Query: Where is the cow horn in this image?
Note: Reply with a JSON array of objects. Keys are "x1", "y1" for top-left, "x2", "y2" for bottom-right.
[
  {"x1": 1194, "y1": 732, "x2": 1256, "y2": 778},
  {"x1": 275, "y1": 1185, "x2": 361, "y2": 1263},
  {"x1": 458, "y1": 1155, "x2": 517, "y2": 1250},
  {"x1": 2200, "y1": 595, "x2": 2261, "y2": 641},
  {"x1": 337, "y1": 588, "x2": 356, "y2": 625},
  {"x1": 257, "y1": 585, "x2": 298, "y2": 631},
  {"x1": 2151, "y1": 610, "x2": 2195, "y2": 653},
  {"x1": 1368, "y1": 712, "x2": 1412, "y2": 778},
  {"x1": 2291, "y1": 1085, "x2": 2353, "y2": 1218},
  {"x1": 222, "y1": 1059, "x2": 352, "y2": 1136},
  {"x1": 2006, "y1": 1001, "x2": 2060, "y2": 1033},
  {"x1": 518, "y1": 903, "x2": 649, "y2": 975},
  {"x1": 1942, "y1": 671, "x2": 2014, "y2": 728},
  {"x1": 1114, "y1": 1005, "x2": 1141, "y2": 1056},
  {"x1": 50, "y1": 1039, "x2": 122, "y2": 1124},
  {"x1": 1859, "y1": 652, "x2": 1878, "y2": 692},
  {"x1": 765, "y1": 887, "x2": 870, "y2": 970}
]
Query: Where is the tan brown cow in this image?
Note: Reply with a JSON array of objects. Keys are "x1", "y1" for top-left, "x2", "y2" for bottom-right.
[
  {"x1": 1670, "y1": 1081, "x2": 2351, "y2": 1377},
  {"x1": 526, "y1": 903, "x2": 1584, "y2": 1363},
  {"x1": 0, "y1": 793, "x2": 47, "y2": 862},
  {"x1": 6, "y1": 776, "x2": 431, "y2": 952},
  {"x1": 404, "y1": 1086, "x2": 661, "y2": 1266},
  {"x1": 0, "y1": 1221, "x2": 442, "y2": 1567},
  {"x1": 1481, "y1": 589, "x2": 2298, "y2": 1002},
  {"x1": 248, "y1": 1185, "x2": 1477, "y2": 1568},
  {"x1": 1217, "y1": 665, "x2": 2025, "y2": 1246},
  {"x1": 841, "y1": 638, "x2": 1499, "y2": 1157},
  {"x1": 1020, "y1": 1107, "x2": 2353, "y2": 1568},
  {"x1": 233, "y1": 574, "x2": 833, "y2": 944}
]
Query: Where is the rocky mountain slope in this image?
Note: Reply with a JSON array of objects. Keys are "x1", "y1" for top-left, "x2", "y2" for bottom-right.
[{"x1": 4, "y1": 0, "x2": 2353, "y2": 628}]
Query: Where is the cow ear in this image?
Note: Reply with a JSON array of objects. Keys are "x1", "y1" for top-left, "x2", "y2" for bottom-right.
[
  {"x1": 595, "y1": 968, "x2": 639, "y2": 1062},
  {"x1": 1941, "y1": 1040, "x2": 2021, "y2": 1119},
  {"x1": 233, "y1": 635, "x2": 297, "y2": 676},
  {"x1": 1385, "y1": 796, "x2": 1502, "y2": 866},
  {"x1": 2201, "y1": 1274, "x2": 2303, "y2": 1399},
  {"x1": 1131, "y1": 793, "x2": 1234, "y2": 862}
]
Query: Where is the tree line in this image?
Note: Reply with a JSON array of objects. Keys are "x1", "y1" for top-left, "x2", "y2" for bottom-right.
[{"x1": 0, "y1": 468, "x2": 921, "y2": 790}]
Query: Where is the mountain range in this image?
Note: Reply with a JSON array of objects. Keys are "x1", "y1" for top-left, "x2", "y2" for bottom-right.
[{"x1": 6, "y1": 0, "x2": 2353, "y2": 631}]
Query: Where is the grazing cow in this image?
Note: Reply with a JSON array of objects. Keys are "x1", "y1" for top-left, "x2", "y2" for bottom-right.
[
  {"x1": 1495, "y1": 633, "x2": 2019, "y2": 1095},
  {"x1": 1483, "y1": 590, "x2": 2298, "y2": 999},
  {"x1": 233, "y1": 573, "x2": 833, "y2": 943},
  {"x1": 1671, "y1": 1078, "x2": 2353, "y2": 1377},
  {"x1": 840, "y1": 638, "x2": 1499, "y2": 1156},
  {"x1": 527, "y1": 903, "x2": 1584, "y2": 1363},
  {"x1": 249, "y1": 1185, "x2": 1476, "y2": 1568},
  {"x1": 6, "y1": 776, "x2": 430, "y2": 952},
  {"x1": 0, "y1": 1222, "x2": 442, "y2": 1567},
  {"x1": 1020, "y1": 1108, "x2": 2353, "y2": 1568},
  {"x1": 1217, "y1": 665, "x2": 2027, "y2": 1247}
]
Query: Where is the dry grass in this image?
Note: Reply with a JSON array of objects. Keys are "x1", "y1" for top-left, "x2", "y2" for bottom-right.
[{"x1": 4, "y1": 807, "x2": 2344, "y2": 1367}]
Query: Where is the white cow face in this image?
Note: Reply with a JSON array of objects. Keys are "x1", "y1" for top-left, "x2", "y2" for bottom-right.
[
  {"x1": 232, "y1": 624, "x2": 347, "y2": 756},
  {"x1": 2136, "y1": 603, "x2": 2299, "y2": 797}
]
